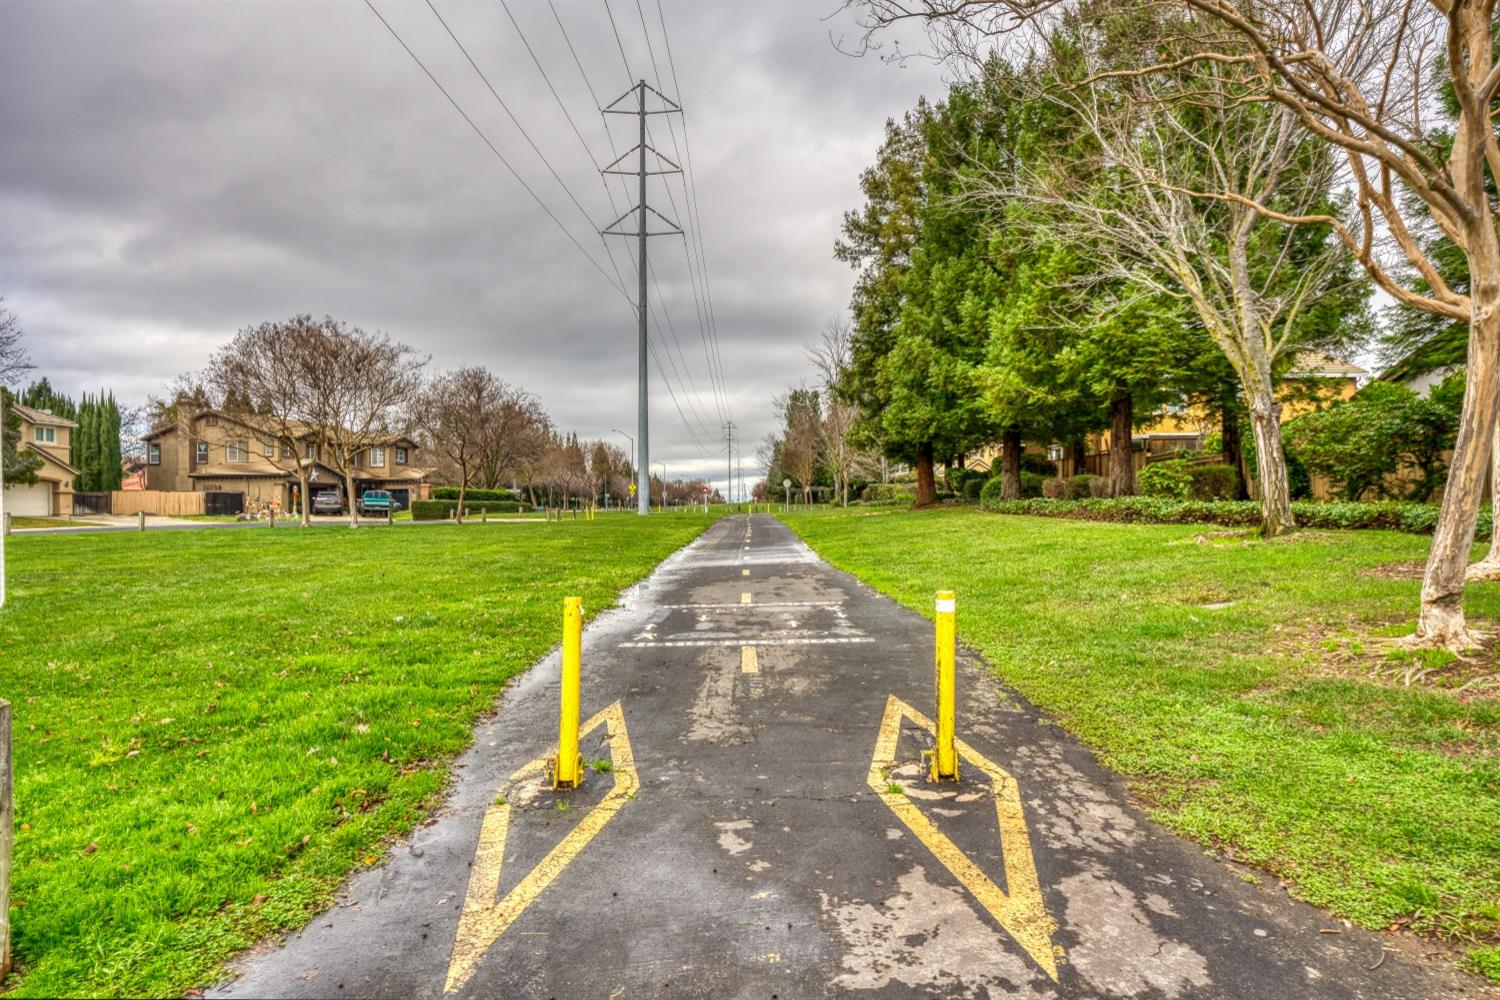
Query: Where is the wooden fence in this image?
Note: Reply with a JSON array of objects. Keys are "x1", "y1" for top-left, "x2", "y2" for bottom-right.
[{"x1": 109, "y1": 490, "x2": 205, "y2": 517}]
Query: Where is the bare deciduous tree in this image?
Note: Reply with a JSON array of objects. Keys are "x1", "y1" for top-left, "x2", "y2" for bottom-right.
[
  {"x1": 979, "y1": 51, "x2": 1352, "y2": 536},
  {"x1": 808, "y1": 317, "x2": 867, "y2": 507},
  {"x1": 208, "y1": 317, "x2": 324, "y2": 526},
  {"x1": 421, "y1": 367, "x2": 504, "y2": 524},
  {"x1": 479, "y1": 388, "x2": 551, "y2": 493},
  {"x1": 0, "y1": 299, "x2": 31, "y2": 389},
  {"x1": 308, "y1": 325, "x2": 427, "y2": 527}
]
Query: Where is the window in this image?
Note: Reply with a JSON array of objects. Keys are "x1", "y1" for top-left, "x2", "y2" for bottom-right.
[
  {"x1": 227, "y1": 440, "x2": 249, "y2": 463},
  {"x1": 149, "y1": 443, "x2": 161, "y2": 466},
  {"x1": 262, "y1": 439, "x2": 275, "y2": 458},
  {"x1": 369, "y1": 447, "x2": 385, "y2": 467},
  {"x1": 395, "y1": 447, "x2": 408, "y2": 465},
  {"x1": 305, "y1": 443, "x2": 316, "y2": 460},
  {"x1": 196, "y1": 441, "x2": 208, "y2": 465},
  {"x1": 280, "y1": 444, "x2": 292, "y2": 459},
  {"x1": 33, "y1": 426, "x2": 56, "y2": 444}
]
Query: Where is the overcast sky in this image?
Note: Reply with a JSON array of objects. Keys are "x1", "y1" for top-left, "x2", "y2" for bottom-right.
[{"x1": 0, "y1": 0, "x2": 948, "y2": 495}]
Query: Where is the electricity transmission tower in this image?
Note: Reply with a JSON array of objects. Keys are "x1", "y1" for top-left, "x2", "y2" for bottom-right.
[
  {"x1": 602, "y1": 80, "x2": 683, "y2": 516},
  {"x1": 723, "y1": 420, "x2": 736, "y2": 504}
]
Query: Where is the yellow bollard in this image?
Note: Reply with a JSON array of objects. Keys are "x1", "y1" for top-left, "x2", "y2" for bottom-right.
[
  {"x1": 554, "y1": 596, "x2": 585, "y2": 789},
  {"x1": 930, "y1": 590, "x2": 959, "y2": 781}
]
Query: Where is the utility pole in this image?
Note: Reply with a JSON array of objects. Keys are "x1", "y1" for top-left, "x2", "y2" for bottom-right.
[
  {"x1": 602, "y1": 81, "x2": 683, "y2": 516},
  {"x1": 723, "y1": 420, "x2": 736, "y2": 505}
]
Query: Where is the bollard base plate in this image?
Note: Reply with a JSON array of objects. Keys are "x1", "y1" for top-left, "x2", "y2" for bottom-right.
[{"x1": 923, "y1": 748, "x2": 960, "y2": 783}]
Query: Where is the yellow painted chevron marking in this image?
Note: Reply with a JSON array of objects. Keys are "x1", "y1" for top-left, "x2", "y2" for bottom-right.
[
  {"x1": 445, "y1": 701, "x2": 637, "y2": 994},
  {"x1": 740, "y1": 645, "x2": 759, "y2": 674},
  {"x1": 869, "y1": 695, "x2": 1060, "y2": 981}
]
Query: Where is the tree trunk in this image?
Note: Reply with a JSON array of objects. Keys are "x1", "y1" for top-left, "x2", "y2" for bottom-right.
[
  {"x1": 1221, "y1": 405, "x2": 1250, "y2": 500},
  {"x1": 1466, "y1": 417, "x2": 1500, "y2": 581},
  {"x1": 1245, "y1": 383, "x2": 1294, "y2": 537},
  {"x1": 1001, "y1": 427, "x2": 1022, "y2": 501},
  {"x1": 345, "y1": 469, "x2": 360, "y2": 528},
  {"x1": 456, "y1": 476, "x2": 467, "y2": 526},
  {"x1": 915, "y1": 442, "x2": 936, "y2": 506},
  {"x1": 1109, "y1": 393, "x2": 1134, "y2": 497},
  {"x1": 297, "y1": 467, "x2": 310, "y2": 528},
  {"x1": 1417, "y1": 278, "x2": 1500, "y2": 647}
]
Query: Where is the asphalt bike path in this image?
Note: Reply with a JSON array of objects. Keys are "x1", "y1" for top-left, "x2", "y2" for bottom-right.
[{"x1": 212, "y1": 515, "x2": 1483, "y2": 999}]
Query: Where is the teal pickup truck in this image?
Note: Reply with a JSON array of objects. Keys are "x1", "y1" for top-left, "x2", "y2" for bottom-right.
[{"x1": 355, "y1": 490, "x2": 400, "y2": 516}]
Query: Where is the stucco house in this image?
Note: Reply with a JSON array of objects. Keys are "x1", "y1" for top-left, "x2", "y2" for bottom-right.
[
  {"x1": 143, "y1": 409, "x2": 430, "y2": 511},
  {"x1": 4, "y1": 403, "x2": 79, "y2": 516}
]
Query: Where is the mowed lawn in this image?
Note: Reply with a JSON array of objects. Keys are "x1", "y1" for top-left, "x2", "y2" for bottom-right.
[
  {"x1": 0, "y1": 516, "x2": 711, "y2": 997},
  {"x1": 782, "y1": 507, "x2": 1500, "y2": 975}
]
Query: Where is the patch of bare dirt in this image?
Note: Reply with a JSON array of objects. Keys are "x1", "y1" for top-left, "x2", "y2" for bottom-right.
[{"x1": 1358, "y1": 561, "x2": 1426, "y2": 580}]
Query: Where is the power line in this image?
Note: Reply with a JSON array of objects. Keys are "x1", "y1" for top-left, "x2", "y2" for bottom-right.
[
  {"x1": 362, "y1": 0, "x2": 630, "y2": 304},
  {"x1": 523, "y1": 0, "x2": 719, "y2": 449},
  {"x1": 646, "y1": 2, "x2": 733, "y2": 424}
]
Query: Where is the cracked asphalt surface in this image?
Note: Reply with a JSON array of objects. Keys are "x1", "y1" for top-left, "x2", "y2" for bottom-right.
[{"x1": 210, "y1": 515, "x2": 1488, "y2": 999}]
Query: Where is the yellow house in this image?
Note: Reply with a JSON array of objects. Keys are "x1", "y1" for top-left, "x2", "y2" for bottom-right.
[
  {"x1": 966, "y1": 352, "x2": 1366, "y2": 477},
  {"x1": 144, "y1": 409, "x2": 430, "y2": 511},
  {"x1": 4, "y1": 403, "x2": 79, "y2": 516}
]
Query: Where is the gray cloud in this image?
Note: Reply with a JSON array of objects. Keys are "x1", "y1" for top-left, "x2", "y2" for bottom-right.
[{"x1": 0, "y1": 0, "x2": 946, "y2": 491}]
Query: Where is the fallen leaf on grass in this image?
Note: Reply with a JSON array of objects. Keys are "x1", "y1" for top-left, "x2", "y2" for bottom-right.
[{"x1": 81, "y1": 842, "x2": 97, "y2": 856}]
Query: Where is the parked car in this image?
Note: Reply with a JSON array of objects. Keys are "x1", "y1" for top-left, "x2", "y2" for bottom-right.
[
  {"x1": 312, "y1": 490, "x2": 344, "y2": 515},
  {"x1": 356, "y1": 489, "x2": 400, "y2": 515}
]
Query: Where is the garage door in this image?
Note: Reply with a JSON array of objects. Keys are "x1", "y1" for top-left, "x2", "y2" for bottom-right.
[{"x1": 3, "y1": 482, "x2": 52, "y2": 516}]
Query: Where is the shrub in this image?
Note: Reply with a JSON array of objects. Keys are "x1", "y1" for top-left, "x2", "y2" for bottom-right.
[
  {"x1": 1019, "y1": 471, "x2": 1046, "y2": 499},
  {"x1": 1284, "y1": 373, "x2": 1463, "y2": 500},
  {"x1": 962, "y1": 477, "x2": 985, "y2": 501},
  {"x1": 1020, "y1": 452, "x2": 1056, "y2": 476},
  {"x1": 946, "y1": 467, "x2": 983, "y2": 493},
  {"x1": 981, "y1": 496, "x2": 1493, "y2": 539},
  {"x1": 430, "y1": 486, "x2": 519, "y2": 502},
  {"x1": 863, "y1": 482, "x2": 917, "y2": 503},
  {"x1": 979, "y1": 476, "x2": 1003, "y2": 505},
  {"x1": 935, "y1": 491, "x2": 956, "y2": 502},
  {"x1": 411, "y1": 499, "x2": 524, "y2": 520},
  {"x1": 1187, "y1": 463, "x2": 1239, "y2": 500},
  {"x1": 1139, "y1": 460, "x2": 1193, "y2": 499},
  {"x1": 1042, "y1": 477, "x2": 1068, "y2": 499},
  {"x1": 1066, "y1": 474, "x2": 1106, "y2": 500}
]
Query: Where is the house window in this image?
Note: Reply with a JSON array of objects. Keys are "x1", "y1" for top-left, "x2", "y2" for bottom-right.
[
  {"x1": 227, "y1": 440, "x2": 249, "y2": 463},
  {"x1": 196, "y1": 441, "x2": 209, "y2": 465},
  {"x1": 369, "y1": 447, "x2": 385, "y2": 467},
  {"x1": 305, "y1": 443, "x2": 316, "y2": 460},
  {"x1": 395, "y1": 447, "x2": 408, "y2": 465},
  {"x1": 262, "y1": 439, "x2": 275, "y2": 458},
  {"x1": 33, "y1": 426, "x2": 56, "y2": 444},
  {"x1": 280, "y1": 444, "x2": 292, "y2": 459},
  {"x1": 149, "y1": 443, "x2": 161, "y2": 465}
]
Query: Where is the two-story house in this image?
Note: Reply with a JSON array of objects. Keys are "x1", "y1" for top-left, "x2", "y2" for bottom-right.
[
  {"x1": 4, "y1": 403, "x2": 79, "y2": 516},
  {"x1": 143, "y1": 409, "x2": 429, "y2": 511}
]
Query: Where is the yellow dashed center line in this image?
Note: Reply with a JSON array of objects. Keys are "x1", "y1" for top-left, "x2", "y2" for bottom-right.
[
  {"x1": 740, "y1": 646, "x2": 759, "y2": 674},
  {"x1": 742, "y1": 568, "x2": 750, "y2": 577},
  {"x1": 741, "y1": 592, "x2": 752, "y2": 605}
]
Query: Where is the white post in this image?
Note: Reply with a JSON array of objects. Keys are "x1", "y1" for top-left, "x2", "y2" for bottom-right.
[{"x1": 138, "y1": 510, "x2": 146, "y2": 532}]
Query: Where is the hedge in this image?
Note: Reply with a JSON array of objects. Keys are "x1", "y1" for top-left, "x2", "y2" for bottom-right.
[
  {"x1": 979, "y1": 495, "x2": 1494, "y2": 539},
  {"x1": 411, "y1": 499, "x2": 525, "y2": 520},
  {"x1": 863, "y1": 482, "x2": 918, "y2": 503},
  {"x1": 430, "y1": 486, "x2": 520, "y2": 502}
]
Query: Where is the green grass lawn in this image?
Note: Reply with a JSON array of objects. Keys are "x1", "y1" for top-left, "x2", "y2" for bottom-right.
[
  {"x1": 7, "y1": 517, "x2": 102, "y2": 529},
  {"x1": 0, "y1": 516, "x2": 712, "y2": 997},
  {"x1": 781, "y1": 507, "x2": 1500, "y2": 976}
]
